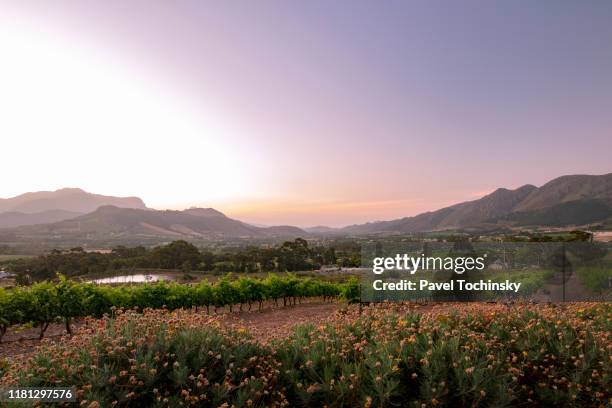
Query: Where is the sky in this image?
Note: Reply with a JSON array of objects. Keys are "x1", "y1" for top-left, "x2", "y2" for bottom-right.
[{"x1": 1, "y1": 1, "x2": 611, "y2": 227}]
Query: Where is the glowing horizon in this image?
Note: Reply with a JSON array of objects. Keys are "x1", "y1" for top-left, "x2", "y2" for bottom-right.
[{"x1": 1, "y1": 1, "x2": 611, "y2": 227}]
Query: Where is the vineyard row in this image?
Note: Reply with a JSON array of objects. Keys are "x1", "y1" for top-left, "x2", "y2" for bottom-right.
[{"x1": 0, "y1": 275, "x2": 359, "y2": 341}]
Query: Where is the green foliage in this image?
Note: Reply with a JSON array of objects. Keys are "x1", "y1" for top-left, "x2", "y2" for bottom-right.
[
  {"x1": 0, "y1": 286, "x2": 35, "y2": 341},
  {"x1": 151, "y1": 240, "x2": 201, "y2": 270},
  {"x1": 55, "y1": 275, "x2": 85, "y2": 334},
  {"x1": 194, "y1": 280, "x2": 214, "y2": 312},
  {"x1": 272, "y1": 306, "x2": 611, "y2": 407},
  {"x1": 5, "y1": 238, "x2": 355, "y2": 281},
  {"x1": 340, "y1": 277, "x2": 360, "y2": 303},
  {"x1": 29, "y1": 281, "x2": 60, "y2": 338},
  {"x1": 0, "y1": 275, "x2": 347, "y2": 340},
  {"x1": 0, "y1": 288, "x2": 10, "y2": 341},
  {"x1": 13, "y1": 304, "x2": 611, "y2": 407},
  {"x1": 19, "y1": 311, "x2": 280, "y2": 407},
  {"x1": 575, "y1": 266, "x2": 612, "y2": 293}
]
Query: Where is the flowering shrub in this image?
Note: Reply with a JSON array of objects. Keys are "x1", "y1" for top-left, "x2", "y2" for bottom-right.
[
  {"x1": 274, "y1": 302, "x2": 610, "y2": 407},
  {"x1": 5, "y1": 309, "x2": 286, "y2": 407},
  {"x1": 2, "y1": 303, "x2": 610, "y2": 407}
]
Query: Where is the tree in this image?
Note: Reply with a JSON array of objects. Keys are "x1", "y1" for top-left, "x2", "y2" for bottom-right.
[{"x1": 151, "y1": 240, "x2": 201, "y2": 270}]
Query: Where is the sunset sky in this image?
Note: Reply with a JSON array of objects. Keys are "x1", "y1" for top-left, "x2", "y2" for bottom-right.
[{"x1": 1, "y1": 1, "x2": 611, "y2": 227}]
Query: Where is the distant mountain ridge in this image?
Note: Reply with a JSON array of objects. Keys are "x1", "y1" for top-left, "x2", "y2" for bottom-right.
[
  {"x1": 304, "y1": 226, "x2": 337, "y2": 233},
  {"x1": 9, "y1": 205, "x2": 306, "y2": 239},
  {"x1": 339, "y1": 173, "x2": 612, "y2": 234},
  {"x1": 0, "y1": 188, "x2": 148, "y2": 229},
  {"x1": 0, "y1": 209, "x2": 83, "y2": 229},
  {"x1": 513, "y1": 174, "x2": 612, "y2": 212},
  {"x1": 0, "y1": 188, "x2": 147, "y2": 214},
  {"x1": 1, "y1": 172, "x2": 611, "y2": 239}
]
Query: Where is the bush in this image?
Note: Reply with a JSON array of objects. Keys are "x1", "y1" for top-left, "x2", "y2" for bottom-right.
[
  {"x1": 14, "y1": 309, "x2": 284, "y2": 407},
  {"x1": 8, "y1": 304, "x2": 610, "y2": 407},
  {"x1": 273, "y1": 304, "x2": 611, "y2": 407},
  {"x1": 576, "y1": 266, "x2": 612, "y2": 293}
]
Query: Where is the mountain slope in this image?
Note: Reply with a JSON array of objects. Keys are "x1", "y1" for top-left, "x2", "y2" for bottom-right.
[
  {"x1": 340, "y1": 173, "x2": 612, "y2": 234},
  {"x1": 304, "y1": 226, "x2": 337, "y2": 234},
  {"x1": 11, "y1": 206, "x2": 307, "y2": 239},
  {"x1": 514, "y1": 174, "x2": 612, "y2": 212},
  {"x1": 341, "y1": 185, "x2": 537, "y2": 234},
  {"x1": 0, "y1": 209, "x2": 82, "y2": 229},
  {"x1": 434, "y1": 184, "x2": 537, "y2": 228},
  {"x1": 498, "y1": 199, "x2": 612, "y2": 227},
  {"x1": 0, "y1": 188, "x2": 147, "y2": 214}
]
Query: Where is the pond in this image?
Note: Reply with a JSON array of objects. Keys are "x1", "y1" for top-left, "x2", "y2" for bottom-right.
[{"x1": 90, "y1": 274, "x2": 173, "y2": 284}]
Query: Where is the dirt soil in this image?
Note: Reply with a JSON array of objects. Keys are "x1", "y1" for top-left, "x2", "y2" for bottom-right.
[
  {"x1": 220, "y1": 302, "x2": 342, "y2": 344},
  {"x1": 1, "y1": 320, "x2": 87, "y2": 360},
  {"x1": 0, "y1": 302, "x2": 342, "y2": 360}
]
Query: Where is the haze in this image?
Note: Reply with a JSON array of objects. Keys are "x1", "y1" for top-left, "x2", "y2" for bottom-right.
[{"x1": 1, "y1": 1, "x2": 611, "y2": 227}]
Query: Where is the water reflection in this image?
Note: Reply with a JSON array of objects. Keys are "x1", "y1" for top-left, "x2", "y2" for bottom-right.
[{"x1": 90, "y1": 274, "x2": 172, "y2": 284}]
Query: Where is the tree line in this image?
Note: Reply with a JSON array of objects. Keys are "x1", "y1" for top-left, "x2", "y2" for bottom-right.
[
  {"x1": 0, "y1": 274, "x2": 359, "y2": 342},
  {"x1": 4, "y1": 238, "x2": 361, "y2": 282}
]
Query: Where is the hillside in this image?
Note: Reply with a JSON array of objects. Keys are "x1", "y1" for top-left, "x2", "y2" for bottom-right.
[
  {"x1": 340, "y1": 173, "x2": 612, "y2": 234},
  {"x1": 304, "y1": 226, "x2": 337, "y2": 234},
  {"x1": 0, "y1": 209, "x2": 82, "y2": 229},
  {"x1": 8, "y1": 205, "x2": 307, "y2": 239},
  {"x1": 514, "y1": 173, "x2": 612, "y2": 212},
  {"x1": 0, "y1": 188, "x2": 147, "y2": 214}
]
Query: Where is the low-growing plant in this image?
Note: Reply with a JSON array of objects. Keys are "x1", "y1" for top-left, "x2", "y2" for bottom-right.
[
  {"x1": 5, "y1": 303, "x2": 610, "y2": 407},
  {"x1": 11, "y1": 310, "x2": 284, "y2": 407}
]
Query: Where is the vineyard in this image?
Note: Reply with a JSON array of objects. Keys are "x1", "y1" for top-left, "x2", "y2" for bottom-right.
[
  {"x1": 0, "y1": 275, "x2": 610, "y2": 407},
  {"x1": 0, "y1": 302, "x2": 609, "y2": 407},
  {"x1": 0, "y1": 275, "x2": 358, "y2": 342}
]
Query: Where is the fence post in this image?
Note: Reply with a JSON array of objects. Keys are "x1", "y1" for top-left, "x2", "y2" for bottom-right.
[
  {"x1": 358, "y1": 279, "x2": 363, "y2": 315},
  {"x1": 562, "y1": 243, "x2": 566, "y2": 303}
]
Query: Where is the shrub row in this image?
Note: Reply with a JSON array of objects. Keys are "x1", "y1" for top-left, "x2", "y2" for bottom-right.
[
  {"x1": 0, "y1": 275, "x2": 359, "y2": 341},
  {"x1": 5, "y1": 303, "x2": 610, "y2": 407}
]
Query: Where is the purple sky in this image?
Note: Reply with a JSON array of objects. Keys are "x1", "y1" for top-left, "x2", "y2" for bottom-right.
[{"x1": 1, "y1": 1, "x2": 611, "y2": 226}]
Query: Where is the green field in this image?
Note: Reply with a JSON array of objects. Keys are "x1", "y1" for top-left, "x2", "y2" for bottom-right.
[{"x1": 0, "y1": 254, "x2": 35, "y2": 262}]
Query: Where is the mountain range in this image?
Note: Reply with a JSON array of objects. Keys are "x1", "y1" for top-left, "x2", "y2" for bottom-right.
[
  {"x1": 0, "y1": 188, "x2": 146, "y2": 228},
  {"x1": 6, "y1": 205, "x2": 306, "y2": 239},
  {"x1": 0, "y1": 173, "x2": 611, "y2": 241},
  {"x1": 339, "y1": 173, "x2": 612, "y2": 234},
  {"x1": 0, "y1": 188, "x2": 147, "y2": 213}
]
